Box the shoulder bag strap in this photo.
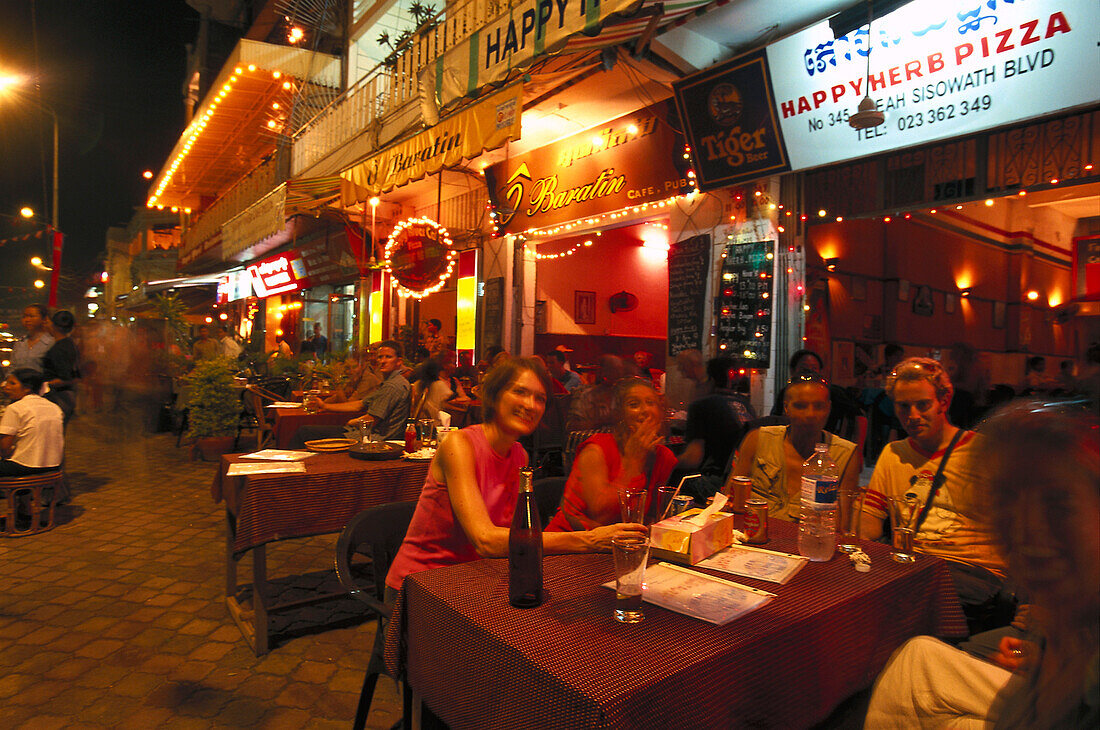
[913,428,967,531]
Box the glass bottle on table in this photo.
[404,418,418,453]
[508,468,544,608]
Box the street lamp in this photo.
[19,206,33,219]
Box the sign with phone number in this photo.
[765,0,1100,170]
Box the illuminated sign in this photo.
[765,0,1099,170]
[385,218,456,298]
[489,101,693,233]
[248,251,306,297]
[456,249,477,351]
[217,269,253,303]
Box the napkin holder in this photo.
[649,508,735,565]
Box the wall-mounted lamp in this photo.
[959,288,972,298]
[1026,290,1040,301]
[824,258,839,272]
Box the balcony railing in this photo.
[180,146,291,264]
[293,0,502,178]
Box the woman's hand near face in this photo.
[621,412,663,466]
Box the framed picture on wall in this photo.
[574,290,596,324]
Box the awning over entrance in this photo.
[420,0,717,112]
[339,83,523,195]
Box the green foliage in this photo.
[185,358,240,438]
[151,292,189,350]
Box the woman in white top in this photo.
[1,368,65,476]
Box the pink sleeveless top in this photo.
[386,424,528,590]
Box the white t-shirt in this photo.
[0,394,64,468]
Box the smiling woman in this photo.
[385,358,647,593]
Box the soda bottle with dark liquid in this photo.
[508,468,544,608]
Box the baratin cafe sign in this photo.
[489,101,695,233]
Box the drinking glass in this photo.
[837,486,866,553]
[618,488,647,524]
[304,389,322,413]
[886,495,921,563]
[611,536,649,624]
[416,418,435,448]
[653,486,676,523]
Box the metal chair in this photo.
[562,427,611,475]
[335,501,417,730]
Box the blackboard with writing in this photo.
[717,240,774,368]
[667,234,711,355]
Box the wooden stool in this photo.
[0,470,63,536]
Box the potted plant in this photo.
[186,358,240,460]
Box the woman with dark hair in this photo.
[1,368,64,476]
[386,358,645,593]
[866,402,1099,728]
[11,304,55,372]
[43,310,79,423]
[547,377,677,530]
[410,357,452,425]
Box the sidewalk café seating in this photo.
[235,385,277,450]
[0,470,64,536]
[335,501,417,730]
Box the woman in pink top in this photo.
[386,357,646,592]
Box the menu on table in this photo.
[226,462,307,477]
[239,449,315,461]
[695,545,807,584]
[605,562,775,625]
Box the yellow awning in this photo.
[340,83,523,195]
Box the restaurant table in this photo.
[211,450,428,654]
[386,519,966,729]
[269,405,366,449]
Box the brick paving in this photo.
[0,408,400,729]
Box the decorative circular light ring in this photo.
[383,216,457,299]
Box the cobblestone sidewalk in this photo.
[0,409,399,729]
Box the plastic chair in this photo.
[335,501,417,730]
[533,476,567,529]
[0,470,64,536]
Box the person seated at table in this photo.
[728,371,859,521]
[299,340,410,442]
[1,368,64,476]
[410,357,453,426]
[860,357,1008,627]
[325,343,383,405]
[546,349,581,393]
[566,355,626,432]
[864,402,1099,729]
[546,377,676,531]
[386,358,646,595]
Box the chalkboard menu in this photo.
[667,234,711,355]
[717,240,774,368]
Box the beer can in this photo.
[671,495,694,516]
[744,499,769,544]
[729,476,752,514]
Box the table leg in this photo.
[225,513,237,598]
[253,543,269,655]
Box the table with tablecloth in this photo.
[268,405,366,449]
[386,518,966,729]
[212,451,429,653]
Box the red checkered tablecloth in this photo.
[387,519,966,729]
[212,452,428,556]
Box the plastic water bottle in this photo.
[798,443,838,562]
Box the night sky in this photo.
[0,0,199,309]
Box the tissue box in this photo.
[649,509,735,565]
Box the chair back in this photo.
[532,477,567,529]
[335,501,417,609]
[563,427,612,475]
